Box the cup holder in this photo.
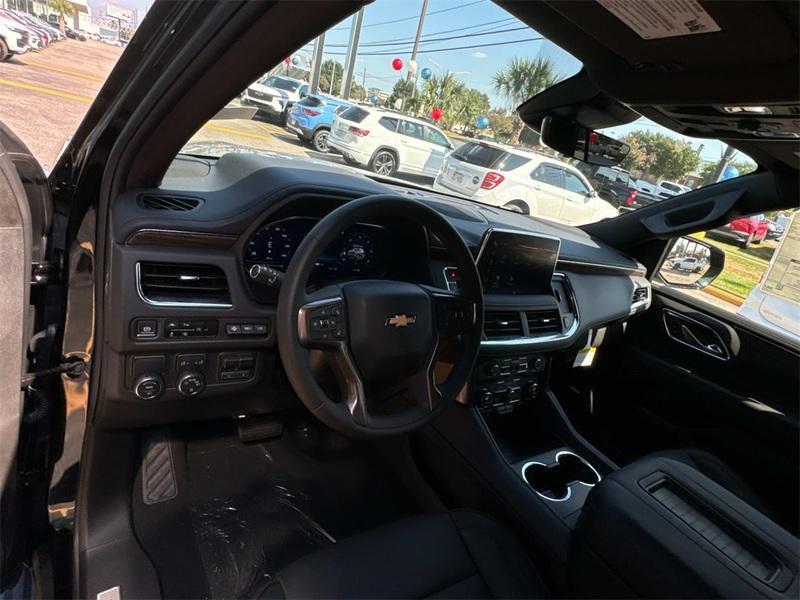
[522,451,601,502]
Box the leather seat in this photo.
[655,448,770,516]
[259,511,548,599]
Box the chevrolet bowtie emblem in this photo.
[386,313,417,328]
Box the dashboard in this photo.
[104,152,650,429]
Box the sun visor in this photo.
[518,69,640,133]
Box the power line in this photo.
[326,17,515,47]
[327,25,528,50]
[326,36,545,56]
[333,0,487,31]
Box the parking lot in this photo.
[0,38,435,185]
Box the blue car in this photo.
[286,94,353,153]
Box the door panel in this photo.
[568,291,799,533]
[559,171,594,224]
[397,121,428,172]
[529,163,565,221]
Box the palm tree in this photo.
[419,71,465,124]
[49,0,74,33]
[492,56,561,144]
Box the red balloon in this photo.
[391,57,404,71]
[431,107,443,121]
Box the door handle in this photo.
[679,325,727,358]
[662,309,731,360]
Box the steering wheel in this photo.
[277,194,483,437]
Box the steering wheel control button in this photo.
[133,374,165,400]
[133,319,158,339]
[177,371,206,397]
[304,301,347,344]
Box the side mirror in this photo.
[658,237,725,289]
[541,116,630,167]
[299,92,307,98]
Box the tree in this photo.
[319,60,344,96]
[487,108,514,142]
[49,0,74,32]
[619,130,700,181]
[451,88,490,132]
[418,71,465,125]
[387,78,415,110]
[492,56,561,144]
[698,157,755,184]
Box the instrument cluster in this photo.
[244,217,387,280]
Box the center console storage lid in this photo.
[570,453,799,599]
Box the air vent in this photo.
[526,309,562,335]
[139,194,202,211]
[138,262,230,306]
[483,311,523,339]
[633,286,649,304]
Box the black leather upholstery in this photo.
[656,448,769,515]
[570,452,799,599]
[259,511,548,599]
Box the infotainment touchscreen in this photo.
[476,230,560,295]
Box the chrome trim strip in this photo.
[135,262,233,309]
[520,450,601,503]
[557,257,645,276]
[480,272,580,347]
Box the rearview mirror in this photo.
[541,116,629,167]
[658,237,725,289]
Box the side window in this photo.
[563,171,590,194]
[378,116,399,131]
[531,164,563,188]
[424,127,450,147]
[298,85,308,97]
[399,120,425,140]
[657,211,800,344]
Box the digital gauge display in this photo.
[245,217,386,279]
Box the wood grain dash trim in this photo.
[125,229,238,249]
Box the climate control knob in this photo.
[177,371,206,397]
[133,373,164,400]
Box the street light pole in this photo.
[407,0,428,82]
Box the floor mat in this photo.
[133,416,423,599]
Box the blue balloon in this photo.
[291,56,300,65]
[420,67,432,80]
[370,95,379,105]
[720,165,740,181]
[476,115,489,129]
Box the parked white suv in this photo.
[242,74,308,124]
[328,107,454,178]
[433,140,617,225]
[0,15,30,61]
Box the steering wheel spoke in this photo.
[298,293,348,348]
[428,289,477,336]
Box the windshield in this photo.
[180,0,757,229]
[261,76,301,91]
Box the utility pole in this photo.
[342,7,365,100]
[710,144,737,183]
[407,0,429,82]
[308,33,325,94]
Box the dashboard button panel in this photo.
[473,353,547,415]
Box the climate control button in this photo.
[133,374,164,400]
